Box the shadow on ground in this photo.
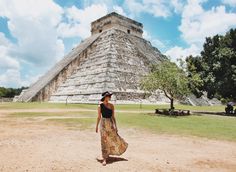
[96,156,128,165]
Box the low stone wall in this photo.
[0,97,13,102]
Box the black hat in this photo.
[100,91,113,101]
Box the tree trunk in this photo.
[162,90,174,110]
[170,98,174,110]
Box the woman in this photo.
[96,91,128,166]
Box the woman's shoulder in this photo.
[108,103,114,108]
[98,102,103,107]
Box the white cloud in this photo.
[82,0,114,8]
[57,4,108,39]
[0,0,65,65]
[179,2,236,46]
[0,0,62,27]
[0,33,20,70]
[143,30,166,50]
[164,0,236,62]
[124,0,170,18]
[0,68,39,88]
[222,0,236,6]
[20,73,43,87]
[113,5,127,16]
[152,39,166,49]
[124,0,185,18]
[0,36,45,88]
[0,69,21,88]
[0,32,21,88]
[143,30,150,39]
[164,44,200,62]
[0,32,10,46]
[0,0,65,66]
[0,46,20,70]
[0,0,65,87]
[171,0,185,13]
[8,18,65,65]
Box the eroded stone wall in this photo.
[49,29,164,103]
[31,50,88,101]
[91,12,143,38]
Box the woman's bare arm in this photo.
[96,104,102,133]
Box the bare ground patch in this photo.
[0,110,236,171]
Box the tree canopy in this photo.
[0,87,28,98]
[140,60,190,109]
[186,28,236,101]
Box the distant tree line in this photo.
[185,28,236,102]
[0,87,28,98]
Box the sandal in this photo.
[102,159,106,166]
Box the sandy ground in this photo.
[0,110,236,172]
[0,109,154,115]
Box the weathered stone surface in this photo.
[91,12,143,38]
[49,28,166,103]
[15,12,167,103]
[183,93,222,106]
[0,97,13,102]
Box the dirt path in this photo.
[0,115,236,172]
[0,108,154,116]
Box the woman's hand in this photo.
[114,126,118,133]
[96,105,101,133]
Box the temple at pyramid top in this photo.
[91,12,143,38]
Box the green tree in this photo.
[186,28,236,100]
[140,60,190,109]
[0,86,28,98]
[185,55,205,97]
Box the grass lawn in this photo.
[117,113,236,142]
[2,102,235,142]
[0,102,98,110]
[0,102,225,112]
[44,112,236,142]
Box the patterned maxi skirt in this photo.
[100,117,128,159]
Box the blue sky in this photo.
[0,0,236,88]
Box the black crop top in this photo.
[100,103,113,118]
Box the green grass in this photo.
[115,104,225,111]
[1,102,235,141]
[0,102,98,109]
[116,113,236,141]
[40,111,236,142]
[0,102,225,112]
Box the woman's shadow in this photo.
[96,156,128,165]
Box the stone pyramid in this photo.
[15,12,167,103]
